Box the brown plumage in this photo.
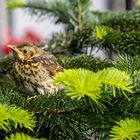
[8,43,63,96]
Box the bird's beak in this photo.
[8,45,19,54]
[7,45,16,51]
[8,45,21,54]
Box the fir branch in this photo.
[110,118,140,140]
[24,92,96,139]
[0,104,36,132]
[0,55,14,78]
[7,0,94,30]
[96,68,133,97]
[54,68,133,101]
[57,55,112,72]
[5,132,45,140]
[113,55,140,75]
[100,10,140,32]
[94,25,140,56]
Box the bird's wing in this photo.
[33,54,63,76]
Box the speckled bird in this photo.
[8,43,63,96]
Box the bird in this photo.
[8,43,63,96]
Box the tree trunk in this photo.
[126,0,133,10]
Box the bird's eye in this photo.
[23,50,27,53]
[30,52,33,56]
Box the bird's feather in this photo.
[33,54,63,75]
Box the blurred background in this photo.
[0,0,139,57]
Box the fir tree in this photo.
[3,0,140,139]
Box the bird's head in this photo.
[8,43,44,61]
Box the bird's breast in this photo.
[13,61,51,85]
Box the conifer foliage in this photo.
[3,0,140,139]
[0,54,140,139]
